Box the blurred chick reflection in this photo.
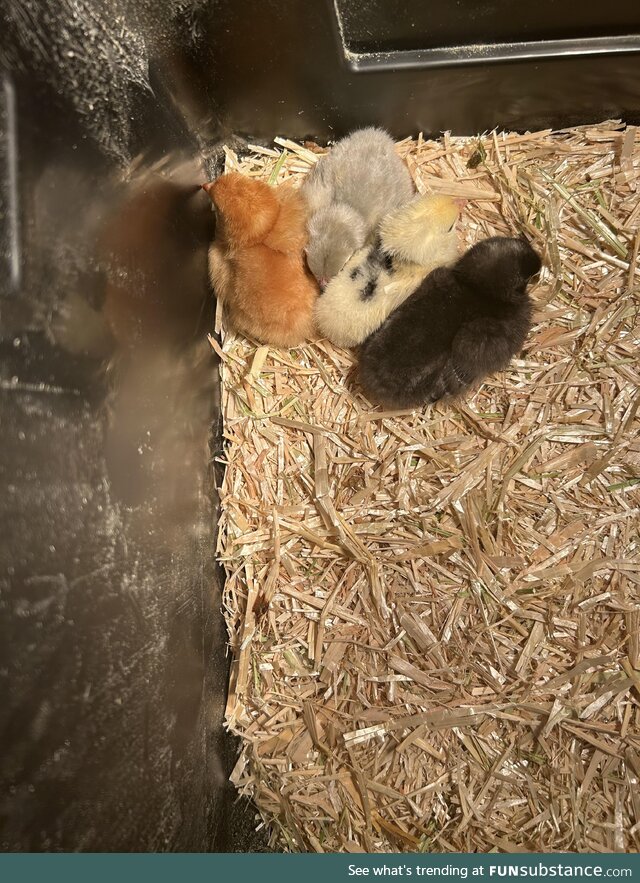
[101,160,212,351]
[98,157,216,523]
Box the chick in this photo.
[204,172,319,347]
[302,127,414,286]
[314,194,460,349]
[358,236,541,408]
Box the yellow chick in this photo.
[313,194,460,349]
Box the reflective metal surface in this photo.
[0,0,264,852]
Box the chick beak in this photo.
[319,277,328,291]
[201,182,214,195]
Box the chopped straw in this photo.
[214,121,640,853]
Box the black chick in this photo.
[358,236,541,408]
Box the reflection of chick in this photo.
[302,128,413,287]
[314,195,460,348]
[204,173,319,347]
[51,159,213,359]
[358,237,541,408]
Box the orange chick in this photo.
[203,172,319,347]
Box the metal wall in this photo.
[0,0,261,852]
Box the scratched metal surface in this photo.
[0,0,266,853]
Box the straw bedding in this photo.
[213,121,640,853]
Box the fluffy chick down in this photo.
[205,172,319,348]
[302,127,414,286]
[314,194,460,348]
[358,236,541,408]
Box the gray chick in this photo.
[302,127,414,287]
